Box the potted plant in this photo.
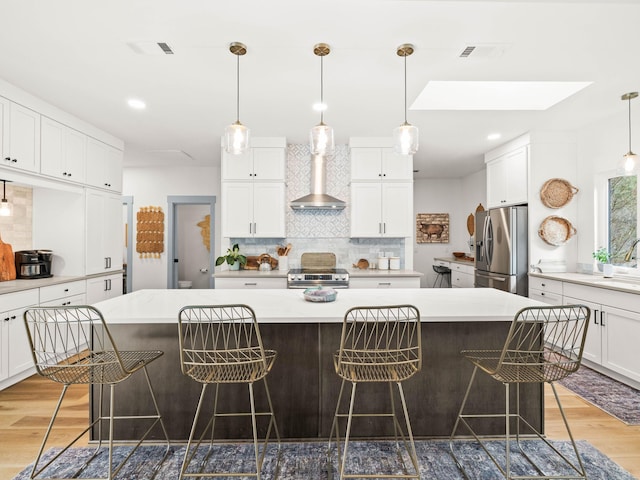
[216,243,247,270]
[592,247,612,276]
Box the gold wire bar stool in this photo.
[449,305,591,480]
[328,305,422,479]
[23,305,171,480]
[177,304,281,479]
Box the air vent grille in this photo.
[460,46,476,58]
[158,42,174,54]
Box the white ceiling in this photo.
[1,0,639,178]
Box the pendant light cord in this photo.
[403,54,408,124]
[629,96,633,153]
[236,53,240,123]
[320,55,325,125]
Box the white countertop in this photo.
[92,288,544,325]
[0,275,87,295]
[529,272,640,295]
[214,268,422,278]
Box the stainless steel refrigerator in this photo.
[475,205,528,296]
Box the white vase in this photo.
[229,262,240,271]
[602,263,614,278]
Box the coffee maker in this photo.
[15,250,53,279]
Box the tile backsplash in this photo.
[232,143,406,269]
[0,184,33,251]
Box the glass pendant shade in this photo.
[224,121,250,155]
[0,198,10,217]
[310,122,334,156]
[393,122,419,155]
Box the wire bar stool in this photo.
[449,305,591,480]
[328,305,422,479]
[23,305,170,480]
[177,304,281,479]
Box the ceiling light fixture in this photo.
[393,44,419,155]
[224,42,250,155]
[0,180,12,217]
[310,43,334,156]
[127,98,146,110]
[620,92,638,175]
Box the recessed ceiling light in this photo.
[313,102,327,112]
[412,81,592,111]
[127,98,146,110]
[487,133,501,140]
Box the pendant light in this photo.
[393,43,419,155]
[310,43,335,156]
[0,180,12,217]
[619,92,638,175]
[224,42,250,155]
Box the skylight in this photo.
[412,81,592,111]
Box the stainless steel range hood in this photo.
[290,154,346,210]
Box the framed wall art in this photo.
[416,213,449,243]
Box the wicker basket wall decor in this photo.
[540,178,579,209]
[538,215,577,246]
[136,206,164,258]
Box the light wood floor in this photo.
[1,375,639,479]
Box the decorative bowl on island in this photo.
[303,286,338,303]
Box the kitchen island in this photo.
[91,288,546,441]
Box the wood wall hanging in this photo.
[197,215,211,251]
[136,206,164,258]
[416,213,449,243]
[540,178,579,209]
[538,215,577,246]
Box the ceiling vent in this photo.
[459,43,509,59]
[127,41,175,55]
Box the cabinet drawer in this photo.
[451,272,474,288]
[451,263,474,275]
[2,289,39,311]
[40,281,86,303]
[529,277,562,295]
[434,260,450,268]
[40,293,86,307]
[215,277,287,289]
[350,277,420,289]
[529,289,562,305]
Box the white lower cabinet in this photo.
[451,263,475,288]
[0,289,39,387]
[86,273,123,304]
[563,283,640,384]
[349,277,420,288]
[215,277,287,289]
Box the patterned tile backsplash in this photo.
[0,184,33,251]
[233,143,405,269]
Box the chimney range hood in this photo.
[290,154,346,210]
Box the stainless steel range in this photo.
[287,252,349,289]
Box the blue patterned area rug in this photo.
[12,439,637,479]
[559,365,640,425]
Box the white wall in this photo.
[413,170,486,287]
[123,165,221,291]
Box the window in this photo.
[607,174,638,268]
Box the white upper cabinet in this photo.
[222,138,286,181]
[350,147,413,181]
[486,145,528,208]
[41,117,87,183]
[222,182,286,238]
[86,137,123,192]
[351,182,413,237]
[1,99,41,173]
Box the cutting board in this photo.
[0,236,17,281]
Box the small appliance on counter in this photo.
[15,250,54,279]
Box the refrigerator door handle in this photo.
[481,215,490,263]
[476,272,507,282]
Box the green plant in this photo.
[592,247,610,264]
[216,243,247,267]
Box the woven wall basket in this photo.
[540,178,579,209]
[538,215,577,246]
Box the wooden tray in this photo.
[540,178,579,209]
[538,216,577,246]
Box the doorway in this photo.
[122,195,133,294]
[167,196,216,289]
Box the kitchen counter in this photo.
[347,268,423,277]
[213,268,423,278]
[0,275,86,295]
[434,256,476,266]
[214,269,288,278]
[90,288,544,441]
[529,272,640,295]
